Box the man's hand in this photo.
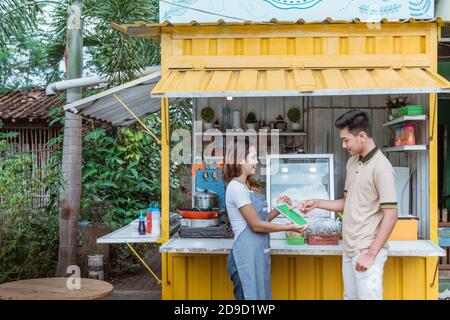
[355,251,376,272]
[298,200,317,215]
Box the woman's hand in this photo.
[277,195,293,206]
[285,223,309,233]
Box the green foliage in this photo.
[1,0,161,89]
[79,101,192,230]
[87,0,160,85]
[45,0,160,85]
[245,112,257,123]
[200,107,215,123]
[0,121,62,283]
[287,107,301,123]
[0,0,187,279]
[0,0,41,49]
[0,15,50,91]
[0,207,60,284]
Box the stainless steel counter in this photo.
[159,238,446,257]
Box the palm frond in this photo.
[44,0,70,82]
[86,0,160,85]
[0,0,41,49]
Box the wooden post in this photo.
[160,98,170,244]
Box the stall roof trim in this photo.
[151,67,450,98]
[112,18,445,41]
[63,68,162,127]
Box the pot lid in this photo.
[195,189,218,198]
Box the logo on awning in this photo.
[408,0,432,18]
[264,0,323,10]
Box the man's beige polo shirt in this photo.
[343,147,397,256]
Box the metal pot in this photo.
[181,218,219,228]
[194,189,219,211]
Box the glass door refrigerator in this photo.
[265,154,335,239]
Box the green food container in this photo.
[286,236,305,245]
[394,105,424,117]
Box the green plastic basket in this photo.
[286,236,305,245]
[394,105,424,117]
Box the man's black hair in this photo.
[335,110,372,137]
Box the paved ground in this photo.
[439,278,450,300]
[101,246,162,300]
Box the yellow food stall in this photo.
[114,1,449,300]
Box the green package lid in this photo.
[275,204,308,226]
[401,105,423,110]
[286,237,305,245]
[394,105,424,117]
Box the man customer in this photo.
[299,110,398,300]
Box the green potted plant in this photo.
[200,107,215,130]
[287,107,301,131]
[245,112,257,130]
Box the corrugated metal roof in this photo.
[151,67,450,98]
[0,88,64,121]
[63,68,162,127]
[113,18,445,41]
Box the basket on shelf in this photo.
[285,231,305,245]
[286,236,305,245]
[307,233,340,245]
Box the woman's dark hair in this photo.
[335,110,372,137]
[222,137,259,189]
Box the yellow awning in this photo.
[152,67,450,98]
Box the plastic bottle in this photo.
[404,123,416,146]
[222,106,231,130]
[138,212,146,235]
[394,126,402,146]
[146,204,153,234]
[152,206,161,238]
[400,125,406,146]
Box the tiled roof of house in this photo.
[0,88,65,121]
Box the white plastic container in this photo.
[152,207,161,237]
[232,111,241,129]
[131,220,139,234]
[87,254,104,280]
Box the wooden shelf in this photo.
[197,154,301,161]
[382,115,427,127]
[439,223,450,228]
[382,145,428,152]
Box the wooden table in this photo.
[0,278,113,300]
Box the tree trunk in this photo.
[56,1,83,277]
